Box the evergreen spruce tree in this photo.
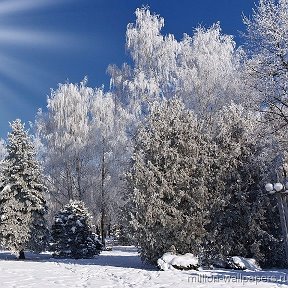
[204,104,283,267]
[50,200,102,258]
[0,119,48,259]
[127,99,283,267]
[128,99,210,263]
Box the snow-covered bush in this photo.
[228,256,261,271]
[211,256,261,271]
[157,252,199,271]
[50,200,102,258]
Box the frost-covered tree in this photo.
[243,0,288,128]
[128,99,283,266]
[128,99,210,263]
[204,104,283,267]
[178,24,247,115]
[109,7,170,114]
[109,7,246,119]
[50,200,102,258]
[36,79,96,227]
[242,0,288,266]
[0,119,48,259]
[90,89,131,245]
[117,7,279,265]
[36,78,93,203]
[37,79,131,243]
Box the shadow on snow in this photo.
[0,246,157,271]
[0,246,287,286]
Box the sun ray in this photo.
[0,53,51,91]
[0,27,76,47]
[0,0,69,16]
[0,0,76,137]
[0,82,31,126]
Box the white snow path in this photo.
[0,246,287,287]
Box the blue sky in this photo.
[0,0,255,138]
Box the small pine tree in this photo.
[0,119,49,259]
[50,200,102,258]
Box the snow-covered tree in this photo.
[0,119,48,259]
[204,103,283,267]
[128,99,283,266]
[108,7,246,119]
[243,0,288,128]
[36,79,96,227]
[50,200,102,258]
[36,78,93,203]
[89,89,131,245]
[115,7,281,265]
[242,0,288,266]
[128,99,210,263]
[36,79,131,244]
[177,24,246,115]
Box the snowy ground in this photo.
[0,246,287,288]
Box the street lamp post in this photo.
[265,182,288,263]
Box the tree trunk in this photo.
[18,250,25,260]
[65,163,73,200]
[76,156,83,200]
[101,209,105,247]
